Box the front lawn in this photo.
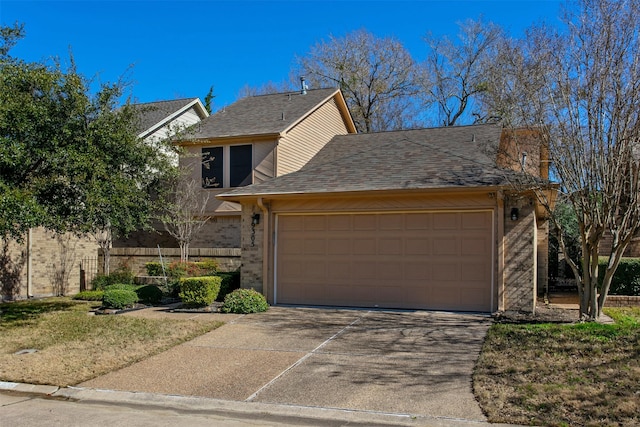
[474,307,640,427]
[0,298,222,387]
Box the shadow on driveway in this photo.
[80,306,492,421]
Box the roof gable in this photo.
[134,98,209,138]
[190,88,355,140]
[218,124,525,198]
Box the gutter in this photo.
[256,197,270,303]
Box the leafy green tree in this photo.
[0,25,174,272]
[203,85,215,114]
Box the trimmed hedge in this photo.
[598,257,640,296]
[221,289,268,314]
[73,290,104,301]
[102,288,139,309]
[179,276,222,308]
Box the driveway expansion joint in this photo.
[244,310,370,402]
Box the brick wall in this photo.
[113,216,241,249]
[503,199,537,312]
[104,247,241,276]
[239,204,264,294]
[1,228,99,300]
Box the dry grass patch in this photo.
[0,298,222,387]
[474,307,640,427]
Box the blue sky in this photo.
[1,0,563,109]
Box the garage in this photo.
[275,210,494,312]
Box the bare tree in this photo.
[296,29,420,132]
[499,0,640,320]
[159,172,211,262]
[420,18,505,126]
[236,80,295,99]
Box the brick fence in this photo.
[605,295,640,307]
[102,247,241,276]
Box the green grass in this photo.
[474,307,640,427]
[0,298,222,386]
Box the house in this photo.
[134,97,209,145]
[174,87,357,248]
[218,123,554,313]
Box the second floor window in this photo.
[202,144,253,188]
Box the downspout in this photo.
[256,197,270,303]
[27,228,33,298]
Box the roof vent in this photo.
[300,76,308,95]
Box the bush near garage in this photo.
[179,276,221,308]
[598,257,640,295]
[102,288,139,310]
[221,289,268,314]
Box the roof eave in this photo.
[216,185,508,203]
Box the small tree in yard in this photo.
[160,172,210,262]
[491,0,640,320]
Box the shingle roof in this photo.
[191,88,342,139]
[133,98,201,134]
[218,124,526,199]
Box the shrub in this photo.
[135,285,163,305]
[179,276,222,308]
[104,283,138,292]
[217,271,241,301]
[102,288,139,309]
[221,289,268,314]
[73,290,104,301]
[598,257,640,295]
[91,266,136,290]
[195,259,218,276]
[145,262,165,277]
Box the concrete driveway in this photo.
[79,307,492,422]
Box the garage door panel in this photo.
[276,211,493,312]
[379,238,402,255]
[432,262,460,281]
[327,238,350,255]
[353,238,376,254]
[406,213,432,230]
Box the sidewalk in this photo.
[1,306,527,427]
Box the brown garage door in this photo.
[275,211,494,312]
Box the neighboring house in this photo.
[174,88,357,248]
[113,98,210,249]
[134,97,209,145]
[218,123,554,313]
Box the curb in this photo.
[1,383,526,427]
[0,381,59,396]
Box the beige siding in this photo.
[254,141,276,184]
[277,98,350,176]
